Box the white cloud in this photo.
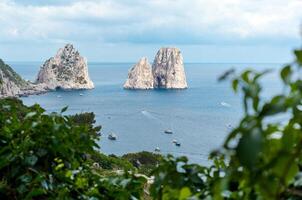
[0,0,301,45]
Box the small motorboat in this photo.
[79,93,83,96]
[172,139,177,144]
[155,147,161,152]
[164,129,173,134]
[108,133,117,140]
[226,124,233,129]
[57,95,62,98]
[175,142,181,147]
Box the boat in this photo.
[175,142,181,147]
[172,139,177,144]
[57,95,62,98]
[108,133,117,140]
[154,147,160,152]
[164,129,173,134]
[79,93,83,96]
[226,124,233,129]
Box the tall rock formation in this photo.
[152,47,187,89]
[124,57,154,89]
[36,44,94,90]
[0,59,46,98]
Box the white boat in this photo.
[108,133,117,140]
[79,93,83,96]
[172,139,177,144]
[155,147,160,152]
[57,95,62,98]
[164,129,173,134]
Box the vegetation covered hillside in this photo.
[0,59,27,87]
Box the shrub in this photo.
[122,151,163,175]
[0,98,146,199]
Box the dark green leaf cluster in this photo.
[122,151,163,175]
[0,98,146,199]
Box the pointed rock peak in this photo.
[152,47,187,89]
[123,57,154,89]
[61,44,77,53]
[138,57,149,65]
[36,44,94,90]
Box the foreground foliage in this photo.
[0,98,146,199]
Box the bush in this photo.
[0,98,146,199]
[122,151,163,175]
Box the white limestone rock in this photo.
[36,44,94,90]
[0,59,47,98]
[152,47,188,89]
[124,57,154,89]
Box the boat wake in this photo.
[141,110,158,120]
[220,101,231,108]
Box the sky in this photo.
[0,0,302,63]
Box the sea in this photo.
[8,61,283,165]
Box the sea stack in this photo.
[124,57,154,89]
[36,44,94,90]
[152,47,187,89]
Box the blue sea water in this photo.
[8,61,283,165]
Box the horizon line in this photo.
[5,61,285,65]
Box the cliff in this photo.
[152,47,187,89]
[124,57,154,89]
[36,44,94,90]
[0,59,46,98]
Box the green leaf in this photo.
[273,156,299,184]
[24,155,38,166]
[25,188,45,199]
[260,95,287,117]
[61,106,68,113]
[280,65,292,84]
[179,187,191,200]
[232,79,239,92]
[236,129,262,168]
[241,70,252,83]
[294,50,302,65]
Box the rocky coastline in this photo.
[0,44,94,98]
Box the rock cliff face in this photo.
[36,44,94,90]
[152,48,187,89]
[0,59,46,98]
[124,57,154,89]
